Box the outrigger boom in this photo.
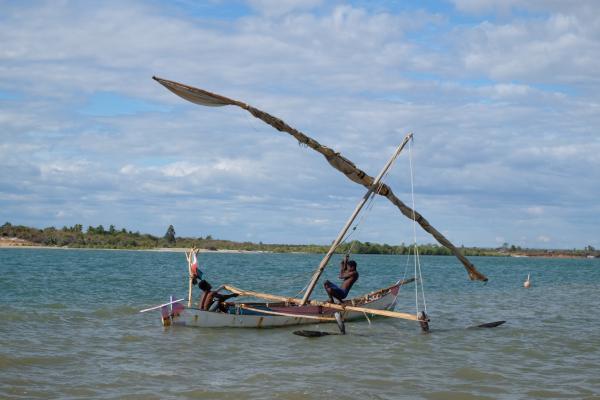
[223,283,419,322]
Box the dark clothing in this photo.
[324,259,359,303]
[324,281,349,300]
[199,287,238,312]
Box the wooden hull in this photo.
[169,283,401,329]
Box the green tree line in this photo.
[2,222,597,257]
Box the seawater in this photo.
[1,248,599,399]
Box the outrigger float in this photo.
[140,77,492,334]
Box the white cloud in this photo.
[526,206,544,216]
[119,164,138,175]
[491,83,531,97]
[454,9,600,87]
[235,194,269,203]
[292,217,330,227]
[138,182,189,196]
[0,1,598,247]
[161,162,205,178]
[537,235,551,243]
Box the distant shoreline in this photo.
[0,239,271,254]
[1,238,597,259]
[2,221,598,258]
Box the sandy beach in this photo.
[0,237,36,247]
[0,237,269,253]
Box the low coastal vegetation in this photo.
[1,222,598,258]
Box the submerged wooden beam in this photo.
[238,305,337,321]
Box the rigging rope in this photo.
[408,139,427,314]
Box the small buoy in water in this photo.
[524,273,531,288]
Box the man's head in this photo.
[347,260,357,270]
[198,279,212,291]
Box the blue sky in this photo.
[1,0,599,249]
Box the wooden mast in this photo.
[299,133,413,305]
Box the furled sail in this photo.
[153,76,488,282]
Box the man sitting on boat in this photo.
[198,280,239,312]
[323,259,359,304]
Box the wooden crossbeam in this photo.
[318,302,418,321]
[223,285,298,303]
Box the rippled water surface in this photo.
[1,249,599,399]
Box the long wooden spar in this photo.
[223,284,418,322]
[152,77,487,282]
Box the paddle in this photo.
[470,320,506,328]
[293,330,341,338]
[293,312,346,337]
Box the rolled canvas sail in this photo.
[154,77,235,107]
[153,76,488,282]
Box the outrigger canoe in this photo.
[140,77,491,332]
[160,280,413,329]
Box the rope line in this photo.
[408,139,428,314]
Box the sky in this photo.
[1,0,599,249]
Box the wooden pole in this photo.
[223,285,298,303]
[300,133,413,305]
[317,302,418,321]
[139,298,185,313]
[186,249,193,307]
